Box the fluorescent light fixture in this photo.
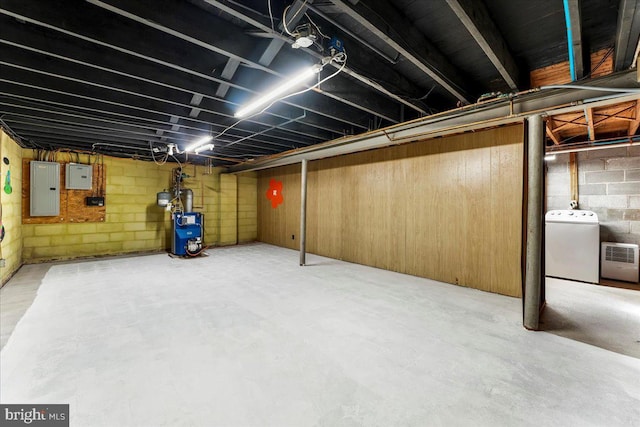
[184,135,213,152]
[194,144,214,154]
[235,64,321,118]
[544,154,557,161]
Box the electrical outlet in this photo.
[0,258,6,268]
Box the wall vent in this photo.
[601,242,639,283]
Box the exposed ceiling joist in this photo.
[257,0,310,66]
[545,100,639,144]
[586,107,595,140]
[84,0,404,122]
[630,101,640,135]
[200,0,428,118]
[445,0,520,90]
[546,119,562,145]
[1,87,324,150]
[0,1,378,129]
[0,58,331,147]
[329,0,473,103]
[614,0,640,70]
[215,59,241,98]
[0,0,631,164]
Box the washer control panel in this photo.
[545,209,599,223]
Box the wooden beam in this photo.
[569,152,579,203]
[630,100,640,135]
[545,119,562,145]
[546,127,561,145]
[445,0,519,90]
[586,107,595,140]
[593,115,636,122]
[592,104,637,123]
[551,115,589,132]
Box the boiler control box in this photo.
[86,196,105,206]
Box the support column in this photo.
[524,114,545,330]
[299,159,308,266]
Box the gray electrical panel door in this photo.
[66,163,92,190]
[30,161,60,216]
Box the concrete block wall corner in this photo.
[0,129,258,286]
[0,130,24,284]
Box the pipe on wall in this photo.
[524,114,545,330]
[230,71,640,174]
[182,189,193,212]
[562,0,577,81]
[547,136,640,154]
[299,159,308,266]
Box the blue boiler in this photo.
[172,212,203,256]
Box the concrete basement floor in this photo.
[1,243,639,426]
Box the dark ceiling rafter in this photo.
[8,119,168,146]
[0,104,309,152]
[0,87,323,149]
[614,0,640,70]
[256,0,308,67]
[0,103,209,141]
[0,61,325,150]
[564,0,585,80]
[0,100,305,153]
[444,0,520,90]
[0,0,631,165]
[84,0,415,123]
[0,53,333,143]
[327,0,473,104]
[303,3,400,65]
[200,0,427,117]
[0,25,361,135]
[0,2,373,132]
[5,111,292,156]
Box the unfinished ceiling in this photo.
[546,99,639,148]
[0,0,638,165]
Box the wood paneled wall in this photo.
[258,125,524,297]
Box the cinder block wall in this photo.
[0,130,23,284]
[18,153,257,263]
[22,154,175,261]
[546,146,640,246]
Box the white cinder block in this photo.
[586,195,628,208]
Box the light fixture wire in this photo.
[267,0,275,32]
[151,48,346,161]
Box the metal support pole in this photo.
[524,114,544,330]
[299,159,308,266]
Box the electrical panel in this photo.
[65,163,92,190]
[30,161,60,216]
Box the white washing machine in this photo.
[545,210,600,283]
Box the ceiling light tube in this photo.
[544,154,557,161]
[184,135,213,152]
[235,64,322,118]
[194,144,214,154]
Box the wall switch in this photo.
[0,259,6,268]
